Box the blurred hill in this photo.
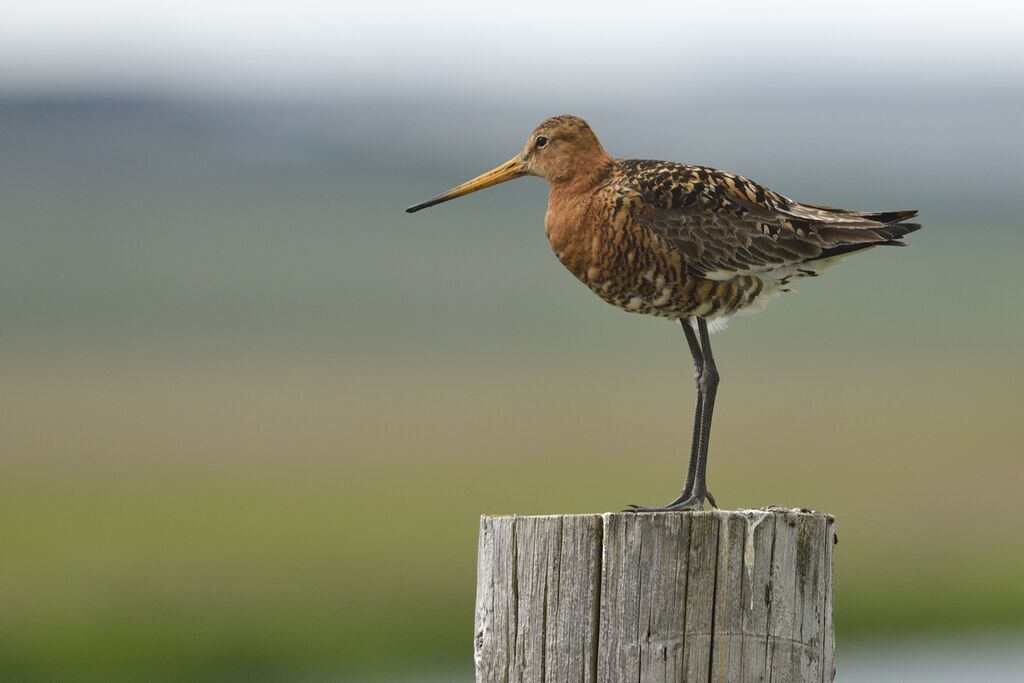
[1,91,1022,681]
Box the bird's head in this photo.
[406,114,612,213]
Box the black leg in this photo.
[627,317,721,512]
[689,318,719,504]
[678,319,704,498]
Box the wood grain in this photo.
[475,509,835,683]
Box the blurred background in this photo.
[1,2,1022,681]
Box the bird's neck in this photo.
[547,153,615,195]
[544,157,615,267]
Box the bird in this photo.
[406,114,920,512]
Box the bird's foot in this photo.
[624,489,716,513]
[625,500,701,512]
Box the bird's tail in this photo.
[799,207,922,265]
[766,208,922,285]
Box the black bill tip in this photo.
[405,195,447,214]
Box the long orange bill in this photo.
[406,156,526,213]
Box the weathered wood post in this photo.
[474,509,835,683]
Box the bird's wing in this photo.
[617,160,919,280]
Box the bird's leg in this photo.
[627,318,719,512]
[678,318,704,501]
[687,317,720,507]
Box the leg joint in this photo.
[700,363,720,391]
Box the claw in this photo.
[623,496,705,513]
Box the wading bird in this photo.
[406,115,919,512]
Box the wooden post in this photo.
[474,509,836,683]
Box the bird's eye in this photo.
[535,136,548,148]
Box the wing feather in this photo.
[616,159,919,279]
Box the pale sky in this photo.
[1,1,1021,98]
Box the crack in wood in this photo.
[474,510,833,683]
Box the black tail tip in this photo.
[874,209,919,224]
[879,222,922,240]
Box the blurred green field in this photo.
[1,97,1022,681]
[2,346,1022,680]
